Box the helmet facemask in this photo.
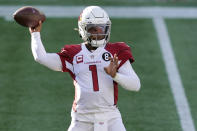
[85,23,111,47]
[78,6,111,47]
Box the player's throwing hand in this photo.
[104,54,119,78]
[29,21,42,33]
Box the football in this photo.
[13,6,46,28]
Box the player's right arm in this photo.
[29,21,62,71]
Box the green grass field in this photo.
[0,1,197,130]
[0,17,189,131]
[166,19,197,130]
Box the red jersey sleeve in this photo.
[105,42,134,69]
[57,44,81,72]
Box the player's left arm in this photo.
[113,60,141,91]
[104,54,140,91]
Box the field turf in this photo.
[0,17,190,131]
[166,19,197,130]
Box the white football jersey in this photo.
[57,42,134,113]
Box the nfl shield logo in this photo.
[76,55,83,64]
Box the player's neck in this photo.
[85,43,98,52]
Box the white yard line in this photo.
[153,17,196,131]
[1,6,197,19]
[0,5,196,131]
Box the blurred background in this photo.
[0,0,197,131]
[1,0,197,6]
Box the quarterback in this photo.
[29,6,141,131]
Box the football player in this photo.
[29,6,141,131]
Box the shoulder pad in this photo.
[58,44,81,64]
[105,42,134,68]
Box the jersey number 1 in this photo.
[89,65,99,91]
